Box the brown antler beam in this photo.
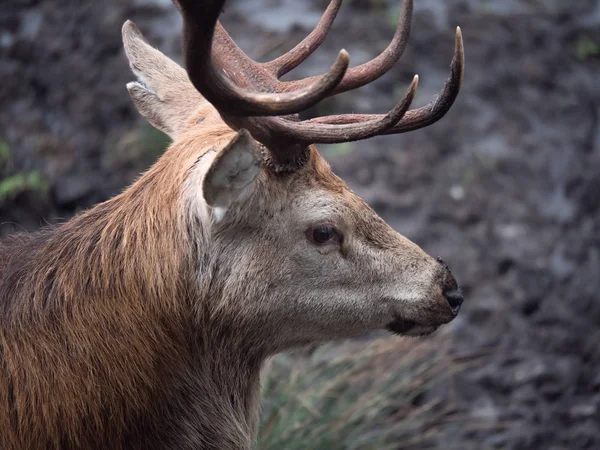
[175,0,351,116]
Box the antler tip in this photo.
[455,26,464,51]
[406,74,419,100]
[329,49,350,79]
[338,49,350,63]
[453,26,465,77]
[407,74,419,95]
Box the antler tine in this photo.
[212,23,273,90]
[276,0,413,96]
[263,75,419,144]
[174,0,349,117]
[263,0,343,78]
[306,27,464,135]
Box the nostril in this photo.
[444,289,464,313]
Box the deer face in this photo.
[188,133,461,350]
[122,0,464,350]
[277,157,460,342]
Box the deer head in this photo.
[122,0,464,350]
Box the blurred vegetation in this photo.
[0,140,49,205]
[386,3,402,28]
[106,122,171,169]
[0,171,49,205]
[576,36,599,61]
[0,140,10,169]
[322,142,355,158]
[257,334,467,450]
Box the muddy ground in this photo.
[1,0,599,448]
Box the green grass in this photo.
[257,333,463,450]
[0,171,49,205]
[0,139,49,205]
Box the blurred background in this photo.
[1,0,599,448]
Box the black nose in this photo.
[444,289,464,314]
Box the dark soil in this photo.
[1,0,599,448]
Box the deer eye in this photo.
[307,225,342,246]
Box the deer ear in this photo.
[203,130,263,219]
[122,20,203,139]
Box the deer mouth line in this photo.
[386,319,439,337]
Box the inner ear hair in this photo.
[203,130,263,212]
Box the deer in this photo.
[0,0,464,448]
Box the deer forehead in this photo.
[258,160,380,237]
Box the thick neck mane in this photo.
[0,126,261,450]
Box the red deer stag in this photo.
[0,0,464,448]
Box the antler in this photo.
[272,0,414,95]
[176,0,349,116]
[306,27,465,134]
[173,0,464,171]
[264,75,420,144]
[262,0,343,78]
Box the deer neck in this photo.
[168,335,265,450]
[110,151,266,449]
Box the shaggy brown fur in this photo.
[0,127,455,449]
[0,122,266,449]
